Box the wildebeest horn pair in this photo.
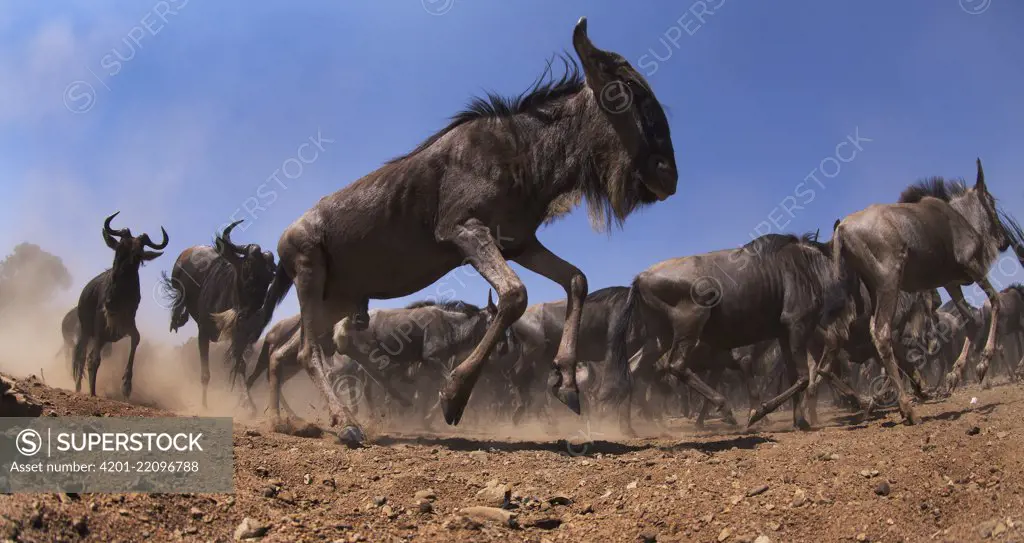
[103,211,169,251]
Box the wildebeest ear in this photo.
[974,158,987,192]
[214,238,241,264]
[141,250,163,261]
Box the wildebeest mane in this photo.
[387,54,585,165]
[1006,283,1024,297]
[585,286,629,305]
[897,177,968,204]
[403,299,482,316]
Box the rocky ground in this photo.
[1,372,1023,542]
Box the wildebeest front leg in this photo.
[974,277,1001,386]
[514,240,587,416]
[942,286,975,393]
[86,338,104,397]
[122,328,141,399]
[439,221,528,426]
[268,330,300,421]
[197,331,211,409]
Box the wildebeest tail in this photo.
[161,271,189,332]
[822,220,856,329]
[607,277,641,401]
[220,262,294,388]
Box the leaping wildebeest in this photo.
[224,17,678,443]
[611,232,854,430]
[831,159,1024,424]
[162,219,276,408]
[72,212,168,398]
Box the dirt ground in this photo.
[2,368,1024,543]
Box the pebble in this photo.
[747,484,769,497]
[373,496,387,506]
[469,450,487,461]
[718,527,733,542]
[791,489,808,508]
[639,531,657,542]
[626,480,639,490]
[417,500,433,514]
[72,516,88,537]
[967,426,981,436]
[234,517,269,540]
[304,474,313,485]
[874,482,891,497]
[859,470,879,478]
[414,489,436,501]
[754,536,771,543]
[189,507,203,519]
[476,483,511,508]
[459,506,517,528]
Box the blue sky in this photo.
[1,0,1023,346]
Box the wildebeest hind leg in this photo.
[86,338,104,397]
[439,221,529,426]
[942,286,975,393]
[291,263,361,443]
[975,278,1002,387]
[667,339,737,427]
[267,330,299,421]
[514,241,588,416]
[870,286,917,425]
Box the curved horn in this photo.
[487,290,496,312]
[143,226,169,250]
[219,219,245,253]
[572,17,598,59]
[104,211,123,237]
[975,157,986,190]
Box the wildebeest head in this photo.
[966,159,1011,253]
[214,220,276,312]
[102,211,168,268]
[572,17,677,207]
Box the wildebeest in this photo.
[57,306,111,366]
[937,284,1024,386]
[72,212,168,398]
[830,159,1024,424]
[225,17,678,443]
[805,283,942,424]
[162,219,276,408]
[242,298,508,428]
[611,232,853,430]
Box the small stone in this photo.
[459,506,517,528]
[244,429,261,437]
[234,517,269,540]
[718,527,733,542]
[767,522,781,531]
[548,494,573,506]
[261,486,278,498]
[72,516,89,537]
[701,513,715,524]
[791,489,808,508]
[190,507,203,519]
[580,503,594,514]
[730,495,743,505]
[967,426,981,436]
[476,484,511,508]
[747,484,769,497]
[993,522,1007,536]
[626,480,638,490]
[996,431,1009,439]
[639,531,657,543]
[304,474,313,485]
[665,475,678,484]
[373,496,387,507]
[381,505,396,519]
[529,518,563,530]
[754,537,771,543]
[417,500,433,514]
[855,533,867,542]
[874,481,891,496]
[469,450,487,461]
[414,489,436,501]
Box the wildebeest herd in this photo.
[59,18,1024,447]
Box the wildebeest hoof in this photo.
[440,391,468,426]
[720,410,738,427]
[121,380,132,400]
[337,425,365,448]
[556,386,581,416]
[902,407,918,426]
[795,418,812,431]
